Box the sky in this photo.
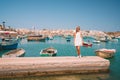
[0,0,120,32]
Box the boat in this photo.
[95,48,116,58]
[99,36,109,42]
[0,38,19,50]
[40,47,57,56]
[0,31,19,50]
[2,48,25,58]
[83,42,92,47]
[116,36,120,40]
[66,38,71,42]
[110,39,118,42]
[93,40,100,43]
[66,37,71,42]
[48,35,54,40]
[65,35,71,42]
[27,35,46,42]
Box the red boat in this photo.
[83,42,92,47]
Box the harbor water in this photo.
[0,36,120,80]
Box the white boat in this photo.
[110,39,118,42]
[40,47,57,56]
[2,48,25,58]
[48,36,54,40]
[99,36,110,42]
[116,36,120,40]
[93,40,100,43]
[95,48,116,58]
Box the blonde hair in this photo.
[76,26,80,32]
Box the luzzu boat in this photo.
[0,38,19,50]
[40,47,57,56]
[95,48,116,58]
[0,31,19,50]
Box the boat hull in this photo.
[83,42,92,47]
[95,49,115,58]
[40,53,57,57]
[40,47,57,57]
[1,42,18,50]
[27,35,46,42]
[2,48,25,58]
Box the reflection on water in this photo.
[3,73,109,80]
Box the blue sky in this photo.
[0,0,120,31]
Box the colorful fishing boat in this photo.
[0,38,19,50]
[2,48,25,58]
[95,48,116,58]
[40,47,57,56]
[0,31,19,50]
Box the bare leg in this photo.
[76,46,81,57]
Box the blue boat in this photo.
[0,31,19,50]
[65,35,71,42]
[0,38,19,50]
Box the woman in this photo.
[74,26,83,58]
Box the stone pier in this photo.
[0,56,110,78]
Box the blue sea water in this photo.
[0,36,120,80]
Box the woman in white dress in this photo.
[74,26,83,58]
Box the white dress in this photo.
[74,32,82,46]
